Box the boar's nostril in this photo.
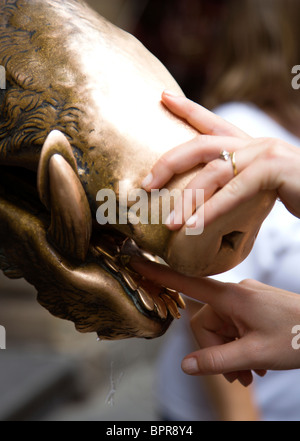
[221,231,244,251]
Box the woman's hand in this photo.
[131,258,300,387]
[142,91,300,228]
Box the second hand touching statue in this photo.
[0,0,276,340]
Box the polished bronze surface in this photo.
[0,0,276,340]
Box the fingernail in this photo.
[224,373,238,384]
[142,173,153,189]
[181,357,199,375]
[163,89,179,98]
[238,374,253,388]
[186,213,197,227]
[165,210,175,226]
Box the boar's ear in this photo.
[37,130,92,261]
[37,130,78,209]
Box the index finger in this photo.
[130,258,229,306]
[161,91,250,139]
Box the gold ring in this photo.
[229,152,238,176]
[220,150,238,176]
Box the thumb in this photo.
[181,338,257,377]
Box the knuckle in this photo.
[237,279,257,298]
[239,278,254,287]
[186,104,199,122]
[210,115,223,135]
[260,137,284,161]
[196,133,210,145]
[201,349,226,375]
[225,176,241,196]
[157,154,176,172]
[245,338,265,361]
[205,159,222,174]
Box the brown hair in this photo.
[203,0,300,132]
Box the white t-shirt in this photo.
[156,102,300,421]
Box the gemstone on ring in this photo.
[219,150,230,161]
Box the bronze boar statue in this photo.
[0,0,275,340]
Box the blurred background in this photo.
[0,0,227,421]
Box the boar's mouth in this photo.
[90,227,185,325]
[0,162,185,337]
